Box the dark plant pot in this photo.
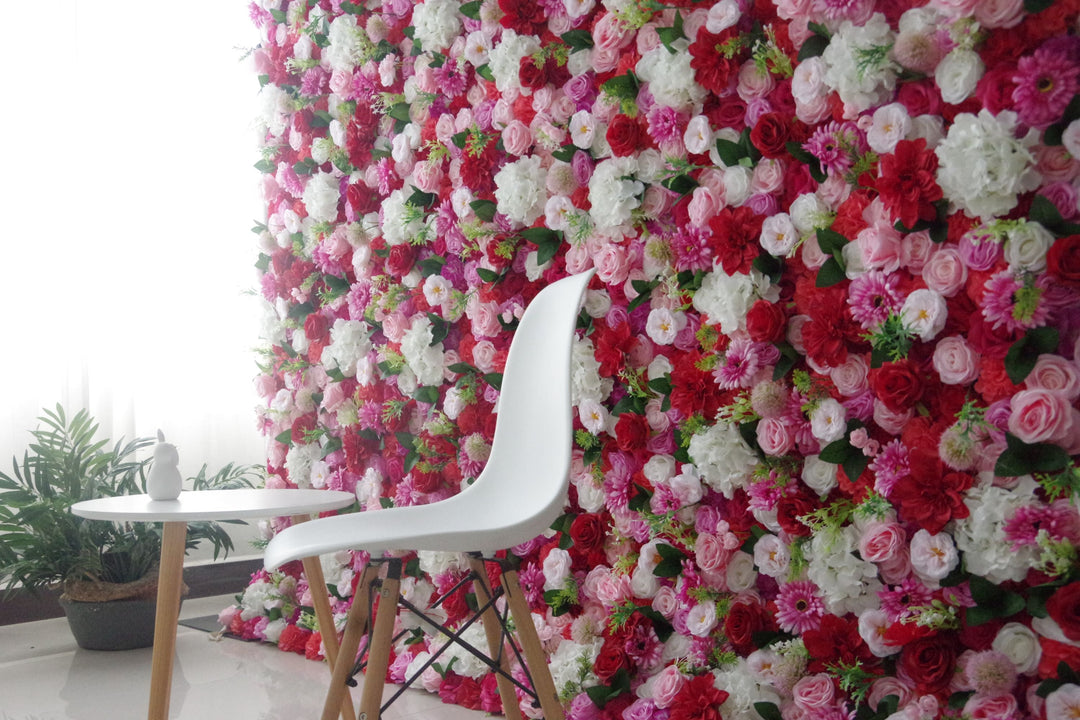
[59,596,162,651]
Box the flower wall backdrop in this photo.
[227,0,1080,718]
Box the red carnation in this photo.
[877,138,942,229]
[802,614,875,674]
[709,205,764,275]
[669,673,729,720]
[278,624,312,655]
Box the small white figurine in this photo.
[147,430,183,500]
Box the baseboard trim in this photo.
[0,558,262,626]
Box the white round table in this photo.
[71,489,357,720]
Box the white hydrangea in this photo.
[692,267,776,335]
[589,156,643,231]
[954,477,1041,584]
[258,84,292,137]
[935,110,1041,220]
[401,316,446,387]
[806,526,882,616]
[410,0,461,53]
[547,638,603,698]
[417,551,469,576]
[285,443,322,489]
[572,336,609,404]
[239,579,279,620]
[432,624,491,677]
[322,319,372,377]
[487,29,541,94]
[302,171,341,224]
[635,45,707,113]
[494,155,548,226]
[687,422,759,497]
[715,660,784,720]
[822,14,900,116]
[381,188,425,245]
[324,14,367,72]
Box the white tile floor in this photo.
[0,595,490,720]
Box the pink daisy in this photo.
[879,577,932,623]
[803,121,866,176]
[847,270,905,331]
[1004,501,1080,550]
[775,580,826,634]
[981,271,1052,333]
[433,56,470,97]
[1012,46,1080,128]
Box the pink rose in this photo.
[640,185,672,219]
[1034,144,1080,183]
[687,186,720,226]
[963,693,1019,719]
[974,0,1025,28]
[382,311,410,342]
[490,98,513,129]
[564,241,592,274]
[472,340,498,373]
[652,585,678,619]
[695,531,734,573]
[750,158,785,195]
[501,120,532,156]
[859,521,906,563]
[1008,388,1075,445]
[801,232,829,270]
[635,23,662,55]
[757,417,795,456]
[830,354,871,396]
[593,242,630,285]
[874,400,914,435]
[856,223,903,273]
[933,335,981,385]
[591,46,620,74]
[650,665,686,709]
[549,93,576,124]
[900,230,934,273]
[1027,354,1080,401]
[328,69,352,96]
[592,12,633,52]
[868,677,915,712]
[792,674,836,710]
[412,159,443,193]
[467,300,501,338]
[922,246,968,297]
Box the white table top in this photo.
[70,488,356,522]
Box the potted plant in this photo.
[0,405,262,650]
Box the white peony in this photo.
[635,45,707,113]
[900,288,948,341]
[760,212,799,257]
[400,316,446,387]
[822,14,900,116]
[935,110,1041,220]
[322,319,372,377]
[692,267,775,335]
[589,156,643,230]
[953,478,1041,584]
[687,422,759,497]
[302,172,341,224]
[494,155,548,226]
[806,526,882,616]
[410,0,461,53]
[867,103,911,154]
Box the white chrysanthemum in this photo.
[410,0,461,53]
[324,14,367,72]
[822,14,900,116]
[900,288,948,341]
[954,477,1041,584]
[636,45,707,113]
[401,316,446,387]
[692,268,775,335]
[935,110,1041,220]
[589,156,643,230]
[285,443,322,490]
[687,422,759,498]
[547,638,603,698]
[715,660,784,720]
[381,188,425,246]
[494,155,548,226]
[488,29,541,94]
[806,526,882,615]
[302,171,340,224]
[322,319,372,377]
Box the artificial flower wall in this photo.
[226,0,1080,718]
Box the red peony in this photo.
[1048,235,1080,287]
[1046,582,1080,642]
[709,206,764,275]
[898,634,958,696]
[877,138,942,229]
[891,448,974,534]
[668,673,730,720]
[802,614,875,674]
[870,359,924,414]
[606,113,644,157]
[689,29,744,95]
[749,112,793,159]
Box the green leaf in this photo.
[648,376,672,396]
[842,452,871,485]
[947,692,974,711]
[601,72,640,101]
[339,1,363,13]
[819,439,852,464]
[275,429,293,446]
[476,64,495,82]
[388,102,412,123]
[1024,0,1054,12]
[611,394,645,417]
[773,342,799,381]
[483,373,503,391]
[477,267,500,283]
[715,137,744,167]
[661,174,698,196]
[470,199,497,222]
[450,131,468,149]
[418,256,447,276]
[754,702,784,720]
[269,8,286,22]
[414,386,439,404]
[560,29,594,51]
[459,0,482,18]
[1005,326,1060,384]
[657,12,685,54]
[815,256,847,287]
[797,32,830,61]
[753,252,783,283]
[994,432,1071,477]
[520,227,563,266]
[448,362,473,374]
[407,187,437,209]
[254,158,276,174]
[551,144,577,163]
[816,228,848,256]
[1027,584,1058,618]
[426,312,449,345]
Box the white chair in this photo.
[264,270,595,720]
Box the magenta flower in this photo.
[775,580,826,633]
[1012,46,1080,128]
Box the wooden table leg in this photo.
[148,521,187,720]
[302,554,356,720]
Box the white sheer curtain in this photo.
[1,2,267,526]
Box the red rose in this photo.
[518,56,547,91]
[745,300,786,343]
[724,600,775,656]
[749,112,792,159]
[570,513,606,552]
[776,486,817,537]
[386,243,417,276]
[304,312,330,342]
[1048,235,1080,286]
[870,359,924,414]
[1046,582,1080,642]
[705,94,747,132]
[669,673,730,720]
[615,412,649,452]
[898,634,957,695]
[497,0,546,35]
[594,639,628,682]
[606,114,644,158]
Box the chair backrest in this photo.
[461,270,593,549]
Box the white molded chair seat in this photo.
[263,270,594,720]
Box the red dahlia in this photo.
[877,138,942,229]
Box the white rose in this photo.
[722,165,753,206]
[726,551,757,592]
[643,455,676,484]
[1004,221,1053,272]
[801,454,838,496]
[935,48,984,105]
[542,547,573,590]
[992,622,1042,675]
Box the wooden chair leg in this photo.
[302,554,356,720]
[467,557,524,720]
[358,560,401,720]
[501,569,565,720]
[321,563,378,720]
